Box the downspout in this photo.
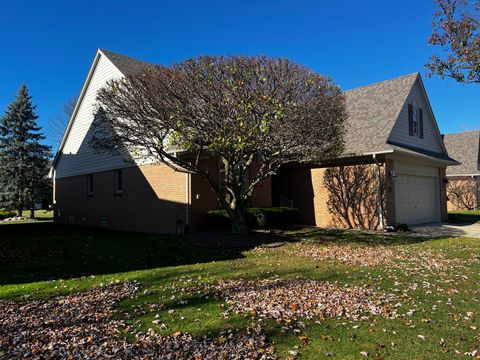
[185,172,190,232]
[373,154,385,230]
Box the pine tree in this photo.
[0,85,51,218]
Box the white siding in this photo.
[56,54,132,179]
[387,79,444,154]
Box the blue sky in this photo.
[0,0,478,149]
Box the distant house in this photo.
[443,131,480,210]
[50,49,458,233]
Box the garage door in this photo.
[395,174,438,225]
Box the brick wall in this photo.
[384,159,396,226]
[55,158,273,234]
[273,163,386,229]
[189,157,272,231]
[55,163,188,233]
[438,168,449,220]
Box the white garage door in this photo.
[395,174,438,225]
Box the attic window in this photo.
[87,174,94,196]
[412,100,419,135]
[114,169,123,194]
[408,100,424,139]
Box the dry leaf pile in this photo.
[286,243,469,270]
[211,278,400,322]
[0,282,273,359]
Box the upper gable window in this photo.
[87,174,94,196]
[412,100,419,136]
[114,169,123,194]
[408,100,424,139]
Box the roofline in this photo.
[49,49,126,177]
[345,72,419,93]
[388,148,460,166]
[414,75,450,156]
[98,48,129,76]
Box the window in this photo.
[87,174,93,196]
[408,100,424,139]
[114,169,123,194]
[412,100,419,136]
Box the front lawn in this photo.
[1,223,479,359]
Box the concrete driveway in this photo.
[412,222,480,239]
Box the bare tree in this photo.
[49,97,77,148]
[323,165,385,230]
[91,55,347,235]
[426,0,480,83]
[447,179,478,210]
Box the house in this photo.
[50,49,458,233]
[443,131,480,210]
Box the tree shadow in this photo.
[447,211,480,225]
[287,227,432,246]
[0,222,245,285]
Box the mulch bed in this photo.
[0,282,273,359]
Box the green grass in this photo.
[0,209,54,224]
[1,222,479,359]
[448,209,480,224]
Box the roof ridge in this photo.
[98,49,155,75]
[345,72,419,93]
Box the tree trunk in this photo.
[18,207,23,218]
[231,206,247,236]
[30,206,35,219]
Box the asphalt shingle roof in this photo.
[443,131,480,175]
[343,73,419,155]
[100,49,155,75]
[99,50,439,159]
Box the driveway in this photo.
[412,222,480,239]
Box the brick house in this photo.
[50,49,458,233]
[443,131,480,210]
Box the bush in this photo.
[0,210,16,220]
[206,207,298,230]
[395,223,410,232]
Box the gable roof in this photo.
[51,51,457,176]
[443,130,480,176]
[343,73,419,155]
[99,49,155,75]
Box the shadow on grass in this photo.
[287,227,430,246]
[0,222,246,285]
[448,211,480,225]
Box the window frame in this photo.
[412,100,419,136]
[86,174,94,196]
[114,169,123,195]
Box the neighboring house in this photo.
[50,49,458,233]
[443,131,480,210]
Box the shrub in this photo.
[395,223,410,232]
[206,207,298,230]
[0,210,16,220]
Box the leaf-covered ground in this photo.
[1,222,479,359]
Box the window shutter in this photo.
[408,104,413,136]
[419,108,424,139]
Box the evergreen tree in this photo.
[0,85,51,218]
